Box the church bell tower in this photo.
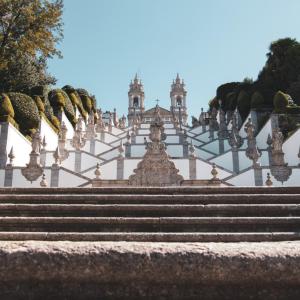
[128,74,145,126]
[170,74,188,125]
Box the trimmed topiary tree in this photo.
[225,92,238,111]
[77,88,93,114]
[49,89,76,127]
[273,91,289,113]
[7,92,40,135]
[63,85,88,119]
[0,93,18,128]
[237,90,251,120]
[34,96,45,113]
[250,91,265,109]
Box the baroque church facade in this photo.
[0,74,299,187]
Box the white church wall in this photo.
[101,160,117,179]
[167,145,183,157]
[239,112,251,138]
[40,117,58,151]
[195,131,211,143]
[12,169,51,187]
[195,148,214,160]
[103,132,119,144]
[165,136,179,143]
[6,124,31,167]
[131,145,146,157]
[61,112,74,139]
[140,124,150,129]
[0,170,5,186]
[196,160,231,179]
[111,138,127,147]
[164,124,174,129]
[136,136,150,144]
[59,169,88,187]
[256,119,272,149]
[111,127,123,136]
[124,159,141,179]
[187,137,203,146]
[201,140,219,155]
[165,129,176,135]
[60,152,75,170]
[226,169,255,186]
[94,140,112,155]
[80,153,102,172]
[138,129,150,135]
[99,148,120,160]
[283,128,300,166]
[210,151,233,172]
[172,159,189,179]
[238,151,252,170]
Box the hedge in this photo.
[7,92,40,135]
[237,90,251,119]
[49,89,77,127]
[251,91,265,109]
[273,91,289,113]
[77,88,97,114]
[63,85,88,119]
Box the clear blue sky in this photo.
[48,0,300,121]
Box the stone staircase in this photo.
[1,186,300,242]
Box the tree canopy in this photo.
[214,38,300,115]
[0,0,63,92]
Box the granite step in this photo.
[0,216,299,232]
[2,186,300,195]
[0,231,299,242]
[0,203,300,217]
[1,194,300,204]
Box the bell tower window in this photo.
[176,96,182,106]
[133,97,139,107]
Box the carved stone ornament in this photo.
[21,130,43,182]
[228,113,243,149]
[129,106,183,186]
[270,128,291,183]
[58,122,69,161]
[96,109,104,133]
[71,117,86,151]
[244,118,261,167]
[218,109,228,139]
[85,112,97,140]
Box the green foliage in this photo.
[208,97,219,110]
[77,89,93,113]
[62,85,87,119]
[34,96,45,113]
[286,105,300,114]
[237,90,251,119]
[7,92,40,135]
[49,89,76,126]
[225,92,238,111]
[51,115,60,129]
[250,91,265,109]
[273,91,289,113]
[0,93,14,118]
[0,0,63,93]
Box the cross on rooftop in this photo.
[155,99,160,106]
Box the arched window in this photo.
[176,96,182,106]
[133,97,139,107]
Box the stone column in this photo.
[74,150,81,173]
[189,156,196,180]
[117,157,124,180]
[271,114,279,130]
[100,130,105,142]
[232,149,240,174]
[183,142,189,158]
[90,138,96,155]
[4,165,13,187]
[50,164,60,187]
[0,123,8,168]
[40,149,46,167]
[254,165,263,186]
[125,142,131,158]
[250,110,258,135]
[219,139,224,154]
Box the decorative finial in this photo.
[211,163,218,180]
[40,173,48,187]
[42,136,47,150]
[267,133,272,147]
[189,141,195,158]
[7,146,15,166]
[53,146,61,165]
[94,163,101,179]
[265,173,273,187]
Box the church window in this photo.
[133,97,139,107]
[176,96,182,106]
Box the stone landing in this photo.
[0,241,300,300]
